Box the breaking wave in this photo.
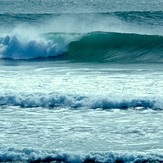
[0,32,163,63]
[67,32,163,63]
[0,33,70,59]
[0,92,162,110]
[0,148,163,162]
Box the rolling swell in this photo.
[0,32,163,63]
[66,32,163,63]
[0,11,162,25]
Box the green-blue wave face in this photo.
[44,32,163,63]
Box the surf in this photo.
[0,92,161,110]
[0,31,163,63]
[0,148,163,162]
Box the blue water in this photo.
[0,0,163,162]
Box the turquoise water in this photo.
[0,0,163,162]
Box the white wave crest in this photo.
[0,92,161,110]
[0,33,66,59]
[0,148,163,162]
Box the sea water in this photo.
[0,0,163,162]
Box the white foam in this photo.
[0,148,162,162]
[0,33,65,59]
[0,92,161,110]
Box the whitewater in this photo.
[0,0,163,162]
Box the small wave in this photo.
[1,11,162,24]
[0,32,163,63]
[111,11,163,26]
[0,93,161,110]
[0,148,163,162]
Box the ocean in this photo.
[0,0,163,162]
